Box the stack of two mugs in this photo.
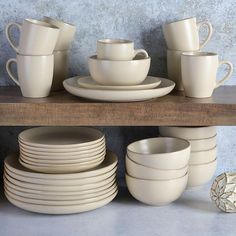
[163,17,233,98]
[5,17,75,98]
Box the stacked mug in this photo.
[159,126,217,188]
[43,17,76,91]
[5,19,59,98]
[163,17,233,98]
[5,17,76,98]
[88,39,150,86]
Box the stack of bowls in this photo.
[125,137,190,206]
[88,39,151,87]
[4,151,118,214]
[18,127,106,173]
[159,126,217,188]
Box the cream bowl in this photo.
[88,55,151,86]
[126,172,188,206]
[127,137,190,169]
[159,126,216,140]
[189,146,217,165]
[187,159,217,188]
[188,135,217,151]
[125,155,188,180]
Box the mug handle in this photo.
[5,22,22,53]
[197,21,213,50]
[134,49,149,58]
[6,59,20,86]
[215,60,233,88]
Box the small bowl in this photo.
[126,172,188,206]
[188,135,217,151]
[125,155,188,180]
[127,137,190,169]
[159,126,216,140]
[189,146,217,165]
[187,159,217,188]
[88,55,151,86]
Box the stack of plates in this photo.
[63,76,175,102]
[18,127,106,173]
[4,151,118,214]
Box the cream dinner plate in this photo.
[4,180,117,201]
[77,76,161,90]
[4,172,116,192]
[3,176,116,196]
[63,77,175,102]
[4,151,118,179]
[19,127,104,149]
[5,184,117,206]
[4,165,117,186]
[5,190,118,214]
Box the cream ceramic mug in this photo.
[43,17,76,51]
[181,52,233,98]
[6,54,54,98]
[163,17,213,51]
[6,19,60,55]
[97,39,149,60]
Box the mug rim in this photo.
[97,39,133,44]
[25,19,59,29]
[181,52,218,57]
[16,53,54,58]
[164,17,196,26]
[43,16,76,28]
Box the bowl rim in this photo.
[191,145,217,154]
[126,154,189,171]
[127,137,190,156]
[189,158,217,166]
[88,55,151,62]
[125,172,188,182]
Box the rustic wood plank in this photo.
[0,86,236,126]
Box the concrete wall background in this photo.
[0,0,236,179]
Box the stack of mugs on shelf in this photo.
[125,137,190,206]
[159,126,217,188]
[163,17,233,98]
[3,127,118,214]
[5,17,75,98]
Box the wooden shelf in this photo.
[0,86,236,126]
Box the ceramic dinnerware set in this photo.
[164,17,233,97]
[159,126,217,188]
[125,137,190,206]
[63,39,176,102]
[5,17,75,98]
[3,127,118,214]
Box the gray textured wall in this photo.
[0,0,236,179]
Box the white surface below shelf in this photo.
[0,183,236,236]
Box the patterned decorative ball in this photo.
[211,172,236,213]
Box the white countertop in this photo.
[0,183,235,236]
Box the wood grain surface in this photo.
[0,86,236,126]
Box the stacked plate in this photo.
[18,127,106,173]
[159,126,217,188]
[63,76,175,102]
[4,151,118,214]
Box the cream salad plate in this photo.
[77,76,161,90]
[63,77,175,102]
